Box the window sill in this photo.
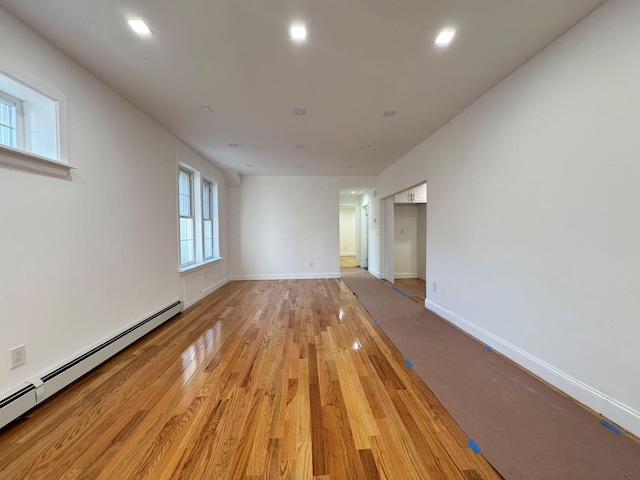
[0,144,75,178]
[179,257,223,276]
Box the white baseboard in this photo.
[203,276,230,297]
[425,299,640,438]
[0,301,182,430]
[369,268,381,278]
[340,252,356,256]
[184,276,230,309]
[394,272,419,279]
[230,272,341,281]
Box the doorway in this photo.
[338,187,373,272]
[382,182,427,302]
[339,206,357,268]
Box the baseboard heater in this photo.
[0,300,182,431]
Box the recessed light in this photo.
[128,19,152,35]
[351,191,355,194]
[434,28,456,47]
[361,145,370,149]
[199,106,213,113]
[290,23,307,42]
[294,108,306,115]
[247,164,255,168]
[383,111,396,117]
[296,144,306,149]
[229,143,238,147]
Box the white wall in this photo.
[339,207,357,256]
[0,7,228,396]
[375,0,640,436]
[394,205,419,278]
[228,176,374,280]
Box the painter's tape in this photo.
[484,346,493,352]
[373,319,378,324]
[451,325,457,330]
[468,439,481,454]
[601,420,622,434]
[392,286,412,300]
[404,358,413,368]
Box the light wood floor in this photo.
[393,278,427,304]
[0,279,500,479]
[340,256,357,268]
[393,278,426,288]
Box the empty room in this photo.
[1,0,639,479]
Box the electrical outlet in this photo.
[433,282,437,292]
[11,345,25,369]
[309,261,313,267]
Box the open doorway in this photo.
[382,182,427,303]
[339,187,373,272]
[339,206,357,267]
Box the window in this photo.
[0,92,20,149]
[178,165,221,270]
[179,168,195,266]
[203,180,214,260]
[0,70,60,160]
[0,63,70,177]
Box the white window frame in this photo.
[0,91,24,149]
[0,60,72,178]
[202,179,214,261]
[179,167,196,267]
[202,178,220,261]
[178,164,222,272]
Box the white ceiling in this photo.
[339,187,372,197]
[0,0,605,178]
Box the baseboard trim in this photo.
[0,301,182,431]
[203,276,230,297]
[230,273,341,281]
[369,268,381,278]
[394,272,419,279]
[340,252,356,256]
[184,276,231,309]
[425,299,640,438]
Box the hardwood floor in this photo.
[393,278,426,288]
[0,279,501,479]
[393,278,427,304]
[340,256,357,268]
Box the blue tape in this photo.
[404,358,413,368]
[601,420,622,434]
[373,319,378,324]
[392,286,412,300]
[451,325,457,330]
[484,346,493,352]
[468,439,481,454]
